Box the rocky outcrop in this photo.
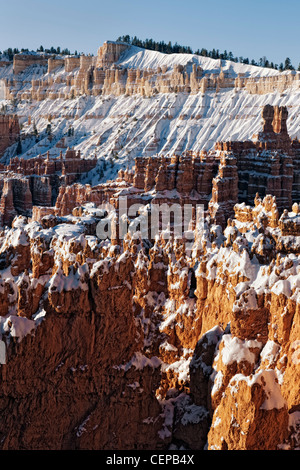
[245,72,300,95]
[0,179,17,226]
[0,149,97,227]
[0,114,20,157]
[121,106,299,221]
[13,52,49,74]
[0,215,164,449]
[208,152,239,226]
[9,105,295,242]
[207,368,289,450]
[7,148,97,180]
[3,41,300,103]
[0,191,299,450]
[96,41,129,68]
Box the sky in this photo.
[0,0,299,67]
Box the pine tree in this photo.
[33,120,38,137]
[16,139,22,155]
[114,34,293,71]
[46,123,52,136]
[284,57,293,70]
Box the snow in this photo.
[0,314,35,342]
[127,381,141,390]
[2,227,29,248]
[115,352,162,372]
[260,340,280,365]
[52,223,86,242]
[90,258,111,277]
[202,244,259,284]
[76,414,91,437]
[162,354,191,383]
[160,341,178,352]
[49,262,89,292]
[0,46,299,433]
[233,287,259,313]
[196,219,300,307]
[287,411,300,450]
[158,400,173,440]
[144,291,160,308]
[203,325,224,346]
[271,279,292,297]
[229,369,287,410]
[118,45,280,79]
[257,369,287,410]
[221,334,262,366]
[32,308,47,326]
[1,44,300,184]
[190,325,223,377]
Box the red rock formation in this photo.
[0,179,17,226]
[0,149,97,226]
[45,103,298,229]
[208,152,239,226]
[0,115,20,157]
[0,99,300,451]
[13,52,49,74]
[54,183,104,216]
[96,41,129,68]
[7,149,97,179]
[1,106,299,234]
[2,40,300,102]
[207,369,289,450]
[0,193,298,449]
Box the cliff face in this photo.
[0,115,20,157]
[0,191,299,450]
[0,147,97,227]
[3,41,300,102]
[0,215,163,450]
[38,106,300,228]
[3,43,300,178]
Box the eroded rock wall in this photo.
[0,115,20,157]
[0,192,299,450]
[3,41,300,103]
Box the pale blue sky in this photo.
[0,0,299,67]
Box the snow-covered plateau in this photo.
[1,42,300,184]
